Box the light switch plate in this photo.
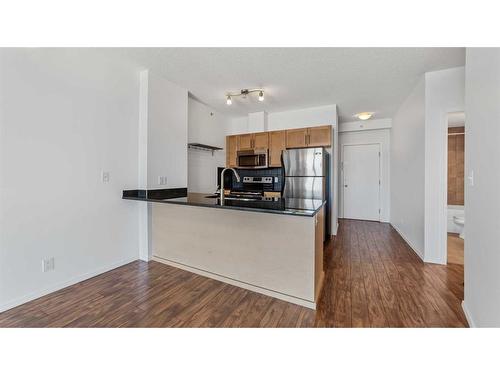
[42,257,55,272]
[102,171,110,183]
[468,170,474,186]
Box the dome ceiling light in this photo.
[354,112,375,120]
[225,89,264,105]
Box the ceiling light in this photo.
[355,112,374,120]
[225,88,265,105]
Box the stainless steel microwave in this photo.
[237,149,268,169]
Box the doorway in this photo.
[342,143,381,221]
[446,112,465,265]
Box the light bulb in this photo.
[258,91,264,102]
[226,95,232,105]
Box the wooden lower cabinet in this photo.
[269,130,286,167]
[226,135,238,167]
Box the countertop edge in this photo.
[122,195,325,217]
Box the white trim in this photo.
[461,300,475,328]
[339,118,392,133]
[391,223,424,261]
[341,142,382,221]
[332,221,339,236]
[425,110,465,265]
[0,256,139,313]
[152,256,316,310]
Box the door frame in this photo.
[341,142,381,221]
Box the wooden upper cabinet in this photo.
[307,125,331,147]
[227,125,331,167]
[226,135,238,167]
[286,128,308,148]
[269,130,286,167]
[253,132,269,149]
[238,133,253,150]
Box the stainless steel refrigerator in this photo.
[283,147,330,236]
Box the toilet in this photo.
[453,214,465,239]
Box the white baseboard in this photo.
[390,223,424,261]
[461,300,476,328]
[0,255,138,313]
[332,221,339,236]
[152,255,316,310]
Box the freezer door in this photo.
[283,148,324,177]
[284,177,325,199]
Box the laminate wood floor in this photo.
[448,233,464,265]
[0,220,467,328]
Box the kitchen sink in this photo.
[204,194,264,202]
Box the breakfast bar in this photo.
[123,191,325,309]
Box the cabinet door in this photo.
[253,132,269,149]
[286,128,308,148]
[226,136,238,167]
[269,130,286,167]
[238,133,254,150]
[307,126,331,147]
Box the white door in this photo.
[343,143,380,221]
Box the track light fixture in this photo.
[225,89,265,105]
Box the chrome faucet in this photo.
[220,168,241,204]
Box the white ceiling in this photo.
[118,48,465,122]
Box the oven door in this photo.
[237,151,268,169]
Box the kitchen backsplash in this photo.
[231,167,284,192]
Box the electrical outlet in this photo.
[102,171,110,183]
[158,176,167,185]
[42,257,55,272]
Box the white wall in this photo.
[462,48,500,327]
[424,67,465,264]
[226,116,247,135]
[339,123,391,223]
[391,77,426,258]
[188,98,229,193]
[267,105,337,131]
[147,71,188,189]
[227,105,338,135]
[0,49,140,311]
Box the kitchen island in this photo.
[123,191,325,309]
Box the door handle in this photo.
[344,184,348,188]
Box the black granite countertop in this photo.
[122,190,325,217]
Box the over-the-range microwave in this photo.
[237,149,268,169]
